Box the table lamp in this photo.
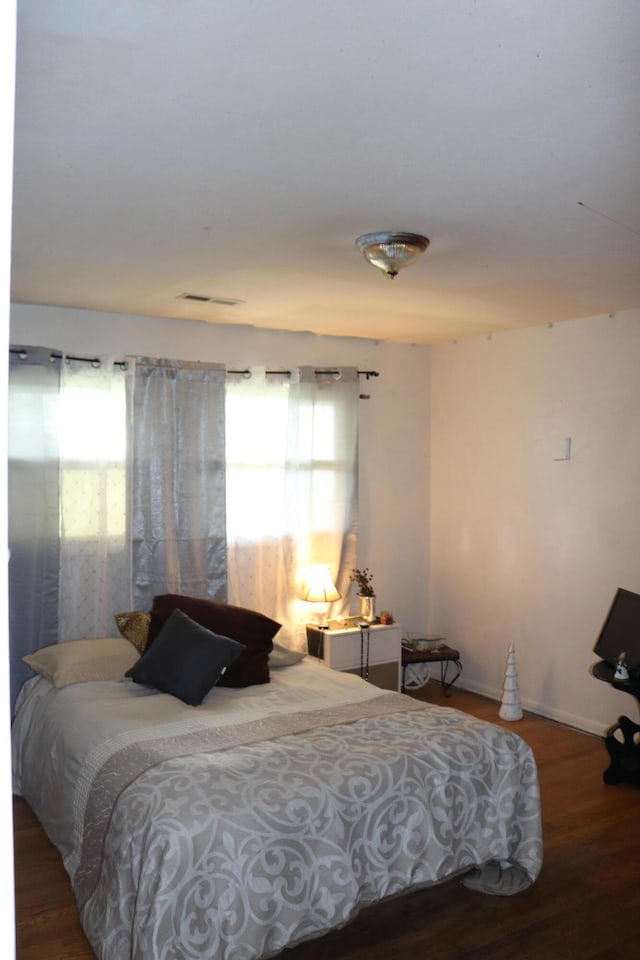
[300,564,341,628]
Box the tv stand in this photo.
[592,660,640,786]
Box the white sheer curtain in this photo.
[225,367,359,649]
[58,356,133,641]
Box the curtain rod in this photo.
[10,351,379,382]
[9,349,129,370]
[227,369,379,380]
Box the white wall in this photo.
[1,2,16,955]
[429,308,640,734]
[10,302,431,633]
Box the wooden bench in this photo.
[401,643,462,696]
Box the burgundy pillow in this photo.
[148,594,280,687]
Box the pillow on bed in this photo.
[114,610,151,653]
[269,642,307,668]
[125,608,245,705]
[22,636,140,688]
[147,594,280,687]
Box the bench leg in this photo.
[441,659,462,697]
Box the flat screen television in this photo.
[593,587,640,671]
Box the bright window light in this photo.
[59,386,127,460]
[59,381,127,540]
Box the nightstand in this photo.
[306,622,402,692]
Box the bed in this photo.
[12,604,543,960]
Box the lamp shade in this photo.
[300,565,341,603]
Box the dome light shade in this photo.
[356,231,429,279]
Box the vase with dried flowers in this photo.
[350,568,376,622]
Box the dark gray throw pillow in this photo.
[125,608,245,705]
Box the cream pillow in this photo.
[23,637,140,688]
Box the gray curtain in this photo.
[8,347,61,713]
[132,357,228,610]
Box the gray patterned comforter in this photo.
[13,664,542,960]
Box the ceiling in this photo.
[10,0,640,344]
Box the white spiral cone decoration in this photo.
[499,642,523,721]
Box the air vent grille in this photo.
[178,293,245,306]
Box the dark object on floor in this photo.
[592,658,640,786]
[603,715,640,786]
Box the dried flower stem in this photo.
[350,567,374,597]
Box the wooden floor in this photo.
[13,683,640,960]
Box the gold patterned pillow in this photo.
[115,611,151,654]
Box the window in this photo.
[224,368,359,645]
[59,379,128,540]
[225,383,290,539]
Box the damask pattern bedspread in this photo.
[13,662,542,960]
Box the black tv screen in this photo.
[593,587,640,671]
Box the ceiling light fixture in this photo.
[356,231,430,279]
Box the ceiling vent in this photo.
[178,293,245,306]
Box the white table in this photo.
[305,622,402,692]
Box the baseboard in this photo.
[457,679,606,737]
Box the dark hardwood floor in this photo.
[13,683,640,959]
